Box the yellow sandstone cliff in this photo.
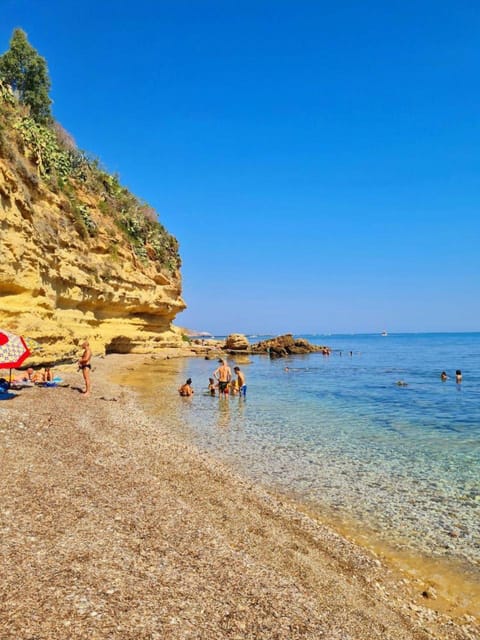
[0,84,186,363]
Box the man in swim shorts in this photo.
[78,340,92,396]
[214,358,232,396]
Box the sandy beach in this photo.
[0,354,477,639]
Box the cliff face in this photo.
[0,85,186,363]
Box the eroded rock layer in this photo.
[0,151,185,363]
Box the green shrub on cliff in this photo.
[14,115,89,180]
[0,28,181,277]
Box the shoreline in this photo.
[118,352,480,619]
[0,353,477,638]
[285,491,480,621]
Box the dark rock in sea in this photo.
[250,334,327,357]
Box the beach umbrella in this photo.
[0,330,31,384]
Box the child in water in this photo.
[234,366,247,397]
[208,377,216,396]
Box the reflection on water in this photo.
[217,396,230,430]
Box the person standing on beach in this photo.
[78,340,92,396]
[214,358,231,396]
[233,366,247,397]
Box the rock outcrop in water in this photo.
[225,333,250,351]
[250,334,326,357]
[187,333,326,358]
[185,333,327,360]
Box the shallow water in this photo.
[128,333,480,594]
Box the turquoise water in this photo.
[143,333,480,578]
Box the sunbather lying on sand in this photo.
[12,368,41,384]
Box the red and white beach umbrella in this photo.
[0,330,31,371]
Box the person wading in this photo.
[214,358,232,396]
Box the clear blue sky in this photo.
[2,1,479,335]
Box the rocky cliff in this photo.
[0,82,186,363]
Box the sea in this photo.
[128,332,480,606]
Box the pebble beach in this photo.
[0,353,478,639]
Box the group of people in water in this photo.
[441,369,462,383]
[178,359,247,398]
[396,369,463,387]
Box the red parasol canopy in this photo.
[0,330,31,370]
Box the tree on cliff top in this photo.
[0,28,52,123]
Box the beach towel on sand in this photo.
[0,391,17,400]
[37,377,68,388]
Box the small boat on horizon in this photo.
[381,330,388,336]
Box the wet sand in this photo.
[0,353,477,639]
